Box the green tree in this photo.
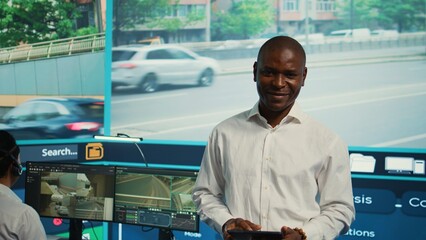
[369,0,425,32]
[113,0,169,46]
[211,0,273,40]
[0,0,81,48]
[75,26,99,36]
[336,0,425,32]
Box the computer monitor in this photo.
[25,161,116,239]
[114,166,200,239]
[384,157,414,173]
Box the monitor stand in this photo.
[69,219,83,240]
[158,228,173,240]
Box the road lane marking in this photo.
[304,91,426,112]
[112,90,426,131]
[112,93,186,104]
[141,122,218,136]
[371,133,426,147]
[112,83,426,136]
[301,83,426,103]
[111,108,247,130]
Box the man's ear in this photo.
[253,62,257,82]
[302,67,307,86]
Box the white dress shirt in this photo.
[0,183,47,240]
[192,103,355,240]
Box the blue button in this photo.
[353,188,396,214]
[401,191,426,217]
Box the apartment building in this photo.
[116,0,337,45]
[116,0,211,45]
[212,0,338,38]
[279,0,337,35]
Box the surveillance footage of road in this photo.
[111,45,426,149]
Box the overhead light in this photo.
[93,133,147,167]
[93,133,143,142]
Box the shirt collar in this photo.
[248,101,305,124]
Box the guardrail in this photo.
[0,33,105,64]
[190,32,426,60]
[180,32,426,51]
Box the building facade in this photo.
[115,0,338,45]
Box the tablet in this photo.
[227,230,282,240]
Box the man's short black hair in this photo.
[0,130,20,177]
[257,36,306,66]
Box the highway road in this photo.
[115,174,171,208]
[111,58,426,149]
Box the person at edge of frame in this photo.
[0,130,47,240]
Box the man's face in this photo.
[254,47,307,115]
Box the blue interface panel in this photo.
[341,147,426,239]
[17,142,426,239]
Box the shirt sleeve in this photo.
[17,206,47,240]
[302,137,356,240]
[192,130,234,234]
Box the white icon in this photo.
[384,157,425,175]
[413,160,425,175]
[350,153,376,173]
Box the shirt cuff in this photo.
[302,222,322,240]
[216,213,234,233]
[201,210,234,234]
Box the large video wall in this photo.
[1,0,425,239]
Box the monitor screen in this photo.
[114,166,199,232]
[25,162,115,222]
[384,157,414,172]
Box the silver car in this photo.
[112,45,221,93]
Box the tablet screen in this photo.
[227,230,282,240]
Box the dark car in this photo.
[0,97,104,140]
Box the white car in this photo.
[112,45,221,93]
[293,33,326,45]
[371,30,399,41]
[326,28,371,43]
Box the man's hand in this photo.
[222,218,261,240]
[281,226,306,240]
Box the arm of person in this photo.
[301,138,355,240]
[192,134,235,234]
[18,206,47,240]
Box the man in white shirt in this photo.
[192,36,355,240]
[0,130,47,240]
